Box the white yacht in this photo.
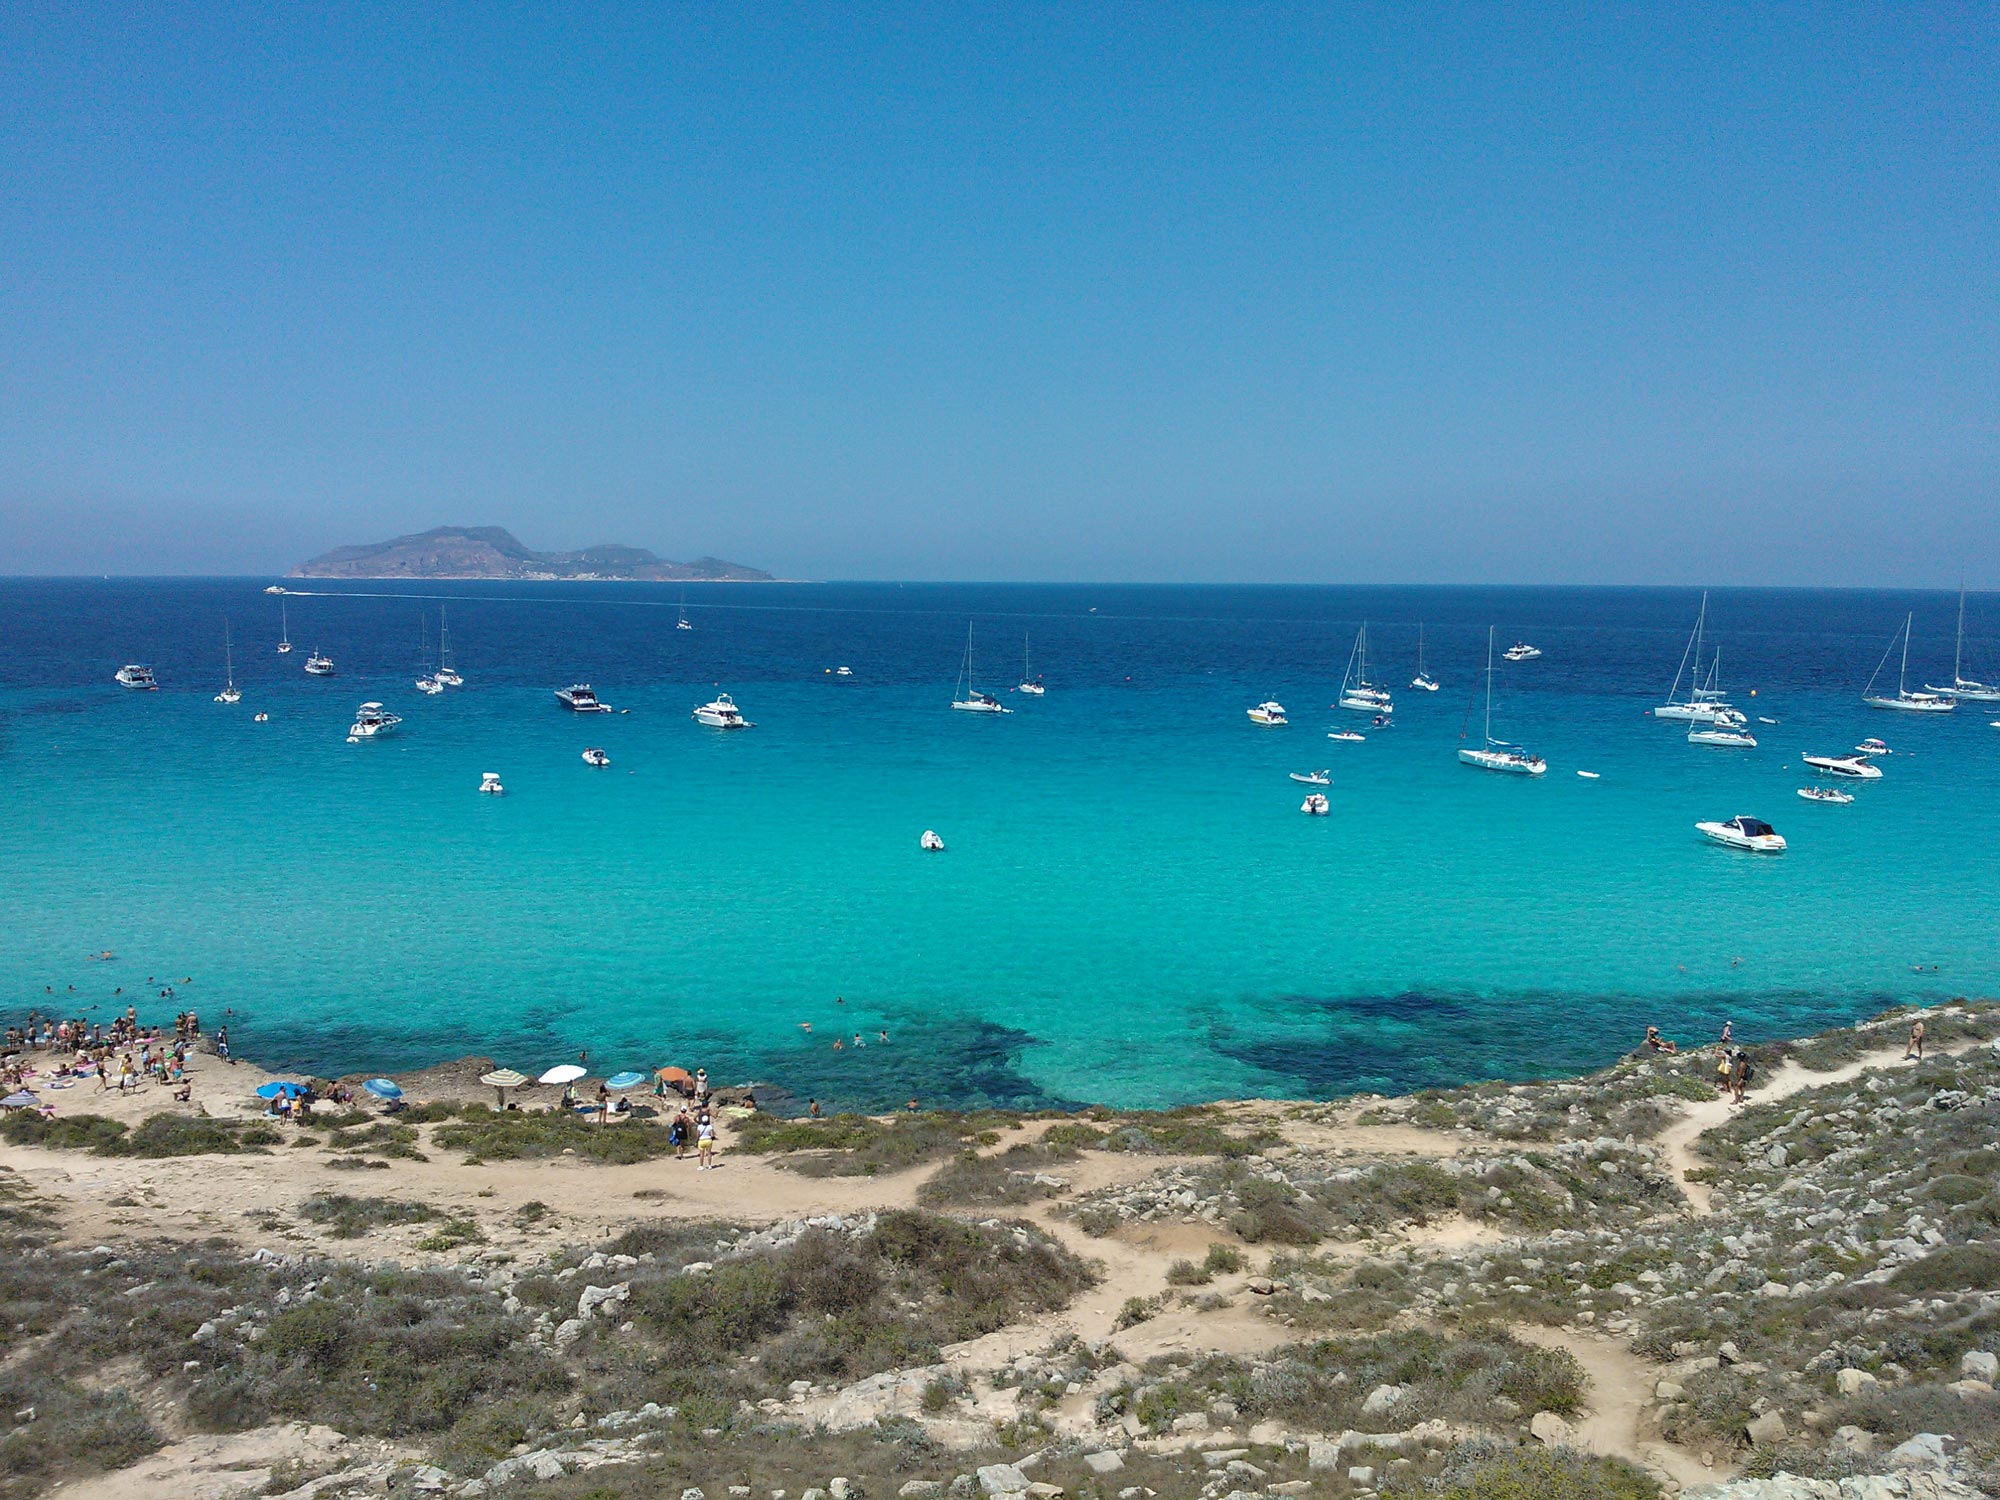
[1410,623,1439,692]
[1326,728,1365,742]
[433,610,462,686]
[556,684,610,712]
[1502,642,1541,662]
[693,693,753,728]
[479,772,504,795]
[1459,628,1546,775]
[1687,722,1757,748]
[1697,815,1786,853]
[1925,586,1998,702]
[214,625,241,704]
[304,652,335,676]
[1855,738,1891,757]
[1863,613,1955,712]
[1797,786,1853,805]
[347,702,402,741]
[834,666,854,678]
[1655,592,1739,722]
[1017,632,1044,696]
[1247,701,1287,726]
[1336,623,1393,712]
[115,663,159,690]
[950,623,1012,713]
[264,585,285,595]
[415,675,443,695]
[1300,793,1330,815]
[1803,752,1883,780]
[581,747,611,766]
[277,599,292,654]
[1289,770,1331,786]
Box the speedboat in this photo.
[1863,613,1955,711]
[1803,752,1882,780]
[1855,738,1891,757]
[415,675,444,695]
[581,747,610,767]
[1687,723,1757,747]
[346,702,402,741]
[556,684,611,713]
[693,693,753,728]
[1289,770,1331,786]
[1327,729,1365,743]
[1797,786,1853,805]
[479,772,504,795]
[920,829,945,851]
[304,653,335,676]
[1503,642,1541,661]
[1300,793,1330,815]
[1577,770,1600,779]
[114,664,159,690]
[1697,815,1786,853]
[1247,701,1287,726]
[264,585,285,595]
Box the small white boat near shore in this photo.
[581,747,610,767]
[920,829,945,851]
[1289,770,1331,786]
[1698,815,1786,853]
[1798,786,1852,804]
[1247,701,1287,726]
[479,772,504,795]
[1300,793,1329,815]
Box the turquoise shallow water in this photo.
[4,580,1997,1109]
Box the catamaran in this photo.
[1863,613,1955,712]
[950,623,1011,713]
[1337,624,1393,712]
[276,599,292,654]
[1410,623,1439,692]
[214,623,241,704]
[1655,592,1739,722]
[1459,627,1546,775]
[1017,632,1044,696]
[1925,586,1998,702]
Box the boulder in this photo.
[1307,1440,1340,1471]
[1887,1432,1952,1470]
[1946,1379,1994,1401]
[1962,1350,1999,1383]
[1360,1383,1407,1417]
[1743,1410,1787,1448]
[898,1484,942,1499]
[1529,1412,1573,1448]
[976,1465,1030,1497]
[1082,1453,1124,1476]
[1836,1368,1879,1396]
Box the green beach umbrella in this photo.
[480,1067,529,1107]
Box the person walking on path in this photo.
[696,1111,716,1170]
[1905,1017,1926,1060]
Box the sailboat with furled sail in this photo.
[1863,613,1954,712]
[1458,627,1546,775]
[950,623,1010,714]
[1926,586,1998,702]
[214,623,241,703]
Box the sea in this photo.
[4,579,1996,1111]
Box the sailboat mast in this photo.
[1955,587,1966,683]
[1484,626,1495,745]
[1900,612,1912,695]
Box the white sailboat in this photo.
[1458,627,1546,775]
[433,609,462,686]
[1337,623,1393,712]
[951,623,1011,713]
[1017,632,1044,695]
[277,599,292,654]
[1863,613,1955,712]
[415,614,442,693]
[676,592,693,631]
[1925,586,1998,702]
[1655,592,1738,722]
[1410,624,1439,692]
[214,623,241,703]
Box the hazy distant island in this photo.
[289,525,774,582]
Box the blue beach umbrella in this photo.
[363,1079,403,1100]
[604,1071,646,1091]
[254,1081,306,1100]
[2,1092,39,1109]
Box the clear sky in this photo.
[1,5,1995,583]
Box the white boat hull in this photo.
[1929,681,2000,702]
[1864,694,1954,712]
[1803,755,1882,780]
[1697,821,1786,853]
[1458,747,1545,775]
[953,700,1010,715]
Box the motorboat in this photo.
[264,585,285,595]
[1502,642,1541,661]
[920,829,945,851]
[304,652,335,676]
[253,712,269,722]
[1289,770,1331,786]
[1247,701,1287,726]
[1327,729,1365,743]
[1336,624,1393,713]
[346,702,402,741]
[1803,752,1883,780]
[1863,613,1955,712]
[1459,627,1546,775]
[214,624,241,703]
[1410,623,1439,691]
[479,772,504,795]
[834,666,854,677]
[415,675,443,695]
[1697,815,1786,853]
[1797,786,1853,805]
[115,664,159,690]
[1017,632,1045,695]
[1687,723,1757,748]
[1757,716,1778,724]
[1855,738,1891,757]
[1925,586,1999,702]
[693,693,753,728]
[1300,793,1330,815]
[1577,770,1600,779]
[581,747,610,767]
[556,684,611,712]
[950,623,1012,713]
[277,599,292,654]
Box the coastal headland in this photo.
[4,1003,1998,1500]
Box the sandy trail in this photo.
[1512,1325,1716,1489]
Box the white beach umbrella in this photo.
[538,1064,587,1085]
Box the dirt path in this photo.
[1511,1325,1716,1490]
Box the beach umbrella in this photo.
[363,1079,403,1100]
[479,1067,529,1107]
[254,1081,306,1100]
[2,1092,38,1110]
[604,1071,646,1091]
[656,1066,693,1089]
[538,1064,587,1085]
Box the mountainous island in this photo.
[290,526,773,582]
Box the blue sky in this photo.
[1,5,1995,582]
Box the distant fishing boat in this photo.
[1459,627,1545,775]
[1863,613,1954,712]
[1925,586,1998,702]
[304,652,335,677]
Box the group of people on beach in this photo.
[2,1006,214,1106]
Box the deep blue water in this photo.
[3,579,1996,1109]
